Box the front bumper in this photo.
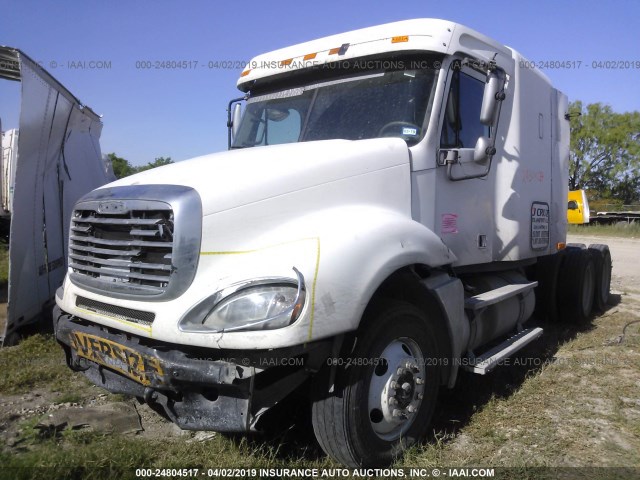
[53,307,332,432]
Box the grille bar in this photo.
[129,229,161,237]
[69,253,172,271]
[74,217,163,226]
[70,244,143,257]
[69,263,171,283]
[70,235,172,249]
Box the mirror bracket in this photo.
[227,95,248,149]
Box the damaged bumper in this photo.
[53,306,331,432]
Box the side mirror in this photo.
[473,136,495,163]
[231,103,242,139]
[480,71,504,125]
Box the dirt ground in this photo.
[568,234,640,292]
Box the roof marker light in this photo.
[303,53,317,60]
[280,58,293,67]
[240,69,251,77]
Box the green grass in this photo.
[1,421,335,480]
[400,307,640,468]
[0,239,8,284]
[1,305,639,478]
[568,222,640,237]
[53,392,83,405]
[0,334,89,395]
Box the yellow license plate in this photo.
[69,331,165,386]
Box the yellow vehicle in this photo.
[568,189,590,224]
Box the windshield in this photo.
[232,67,438,148]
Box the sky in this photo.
[1,0,639,166]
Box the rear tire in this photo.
[557,249,595,323]
[588,244,612,312]
[311,300,442,467]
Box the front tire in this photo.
[311,300,442,467]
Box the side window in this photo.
[440,70,489,148]
[251,108,302,146]
[264,108,301,145]
[234,97,306,148]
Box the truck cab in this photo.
[54,19,610,467]
[567,189,591,224]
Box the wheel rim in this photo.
[367,337,425,441]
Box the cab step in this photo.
[462,327,544,375]
[464,281,537,311]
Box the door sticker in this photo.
[441,213,458,234]
[531,202,549,250]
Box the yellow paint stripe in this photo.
[200,237,321,341]
[76,307,152,334]
[307,237,321,341]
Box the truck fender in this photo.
[266,206,458,341]
[420,273,468,388]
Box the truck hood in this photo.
[108,138,410,216]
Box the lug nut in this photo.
[415,377,424,385]
[397,368,404,375]
[389,381,397,389]
[388,397,398,405]
[417,393,423,400]
[392,409,404,418]
[407,405,416,413]
[402,382,411,392]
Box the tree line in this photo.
[569,101,640,205]
[107,102,640,204]
[107,153,173,179]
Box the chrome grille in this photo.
[69,206,174,294]
[68,185,202,302]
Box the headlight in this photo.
[179,268,306,333]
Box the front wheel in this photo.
[311,300,442,467]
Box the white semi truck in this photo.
[54,19,612,467]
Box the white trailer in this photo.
[1,128,18,217]
[54,19,611,467]
[0,46,115,344]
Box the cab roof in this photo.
[237,18,514,92]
